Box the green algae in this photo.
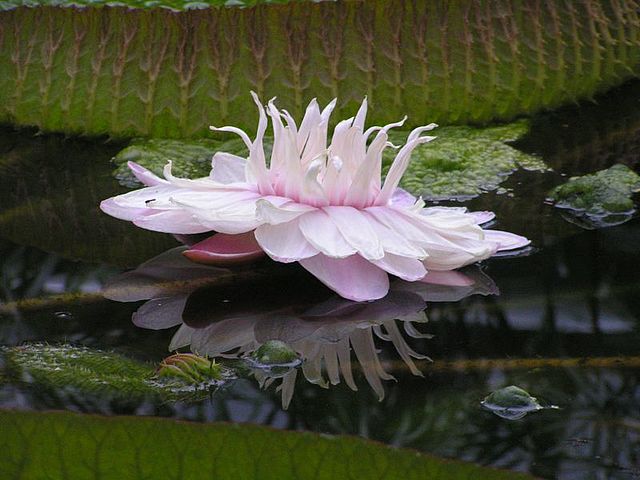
[1,343,227,402]
[115,122,545,200]
[549,164,640,227]
[386,120,547,200]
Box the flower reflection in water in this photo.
[105,248,497,408]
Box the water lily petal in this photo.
[298,210,356,258]
[362,212,427,258]
[99,198,152,222]
[372,254,427,281]
[210,152,247,184]
[254,219,319,263]
[183,232,265,266]
[132,210,210,234]
[470,211,496,225]
[389,188,417,208]
[256,198,316,225]
[377,132,436,204]
[299,254,389,301]
[127,161,168,186]
[483,230,531,251]
[323,206,384,260]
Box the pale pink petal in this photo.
[483,230,531,251]
[421,206,468,216]
[421,245,495,271]
[209,125,252,149]
[299,158,329,207]
[389,188,417,208]
[183,232,265,266]
[344,132,387,208]
[323,206,384,260]
[352,97,368,130]
[296,98,321,152]
[132,210,210,234]
[128,161,168,186]
[471,211,496,225]
[249,92,275,195]
[254,219,319,263]
[100,198,151,222]
[210,152,247,184]
[420,270,475,287]
[255,198,316,225]
[108,184,182,211]
[372,254,427,281]
[377,128,436,204]
[362,211,426,258]
[298,210,356,258]
[299,254,390,301]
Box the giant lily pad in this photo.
[0,410,535,479]
[1,1,639,137]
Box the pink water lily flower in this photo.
[101,94,529,301]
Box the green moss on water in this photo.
[115,122,544,199]
[1,343,227,402]
[549,164,640,217]
[385,121,547,200]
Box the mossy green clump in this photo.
[1,343,226,402]
[385,120,547,200]
[549,164,640,215]
[156,352,222,384]
[114,122,544,199]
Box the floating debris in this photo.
[246,340,302,378]
[481,385,559,420]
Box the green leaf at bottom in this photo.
[0,410,534,479]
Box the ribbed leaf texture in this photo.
[0,410,536,479]
[1,0,639,137]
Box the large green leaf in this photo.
[1,0,639,138]
[0,410,535,479]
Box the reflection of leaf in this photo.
[0,128,177,267]
[0,410,535,480]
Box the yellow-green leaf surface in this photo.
[0,410,535,479]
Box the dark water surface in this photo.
[1,81,640,480]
